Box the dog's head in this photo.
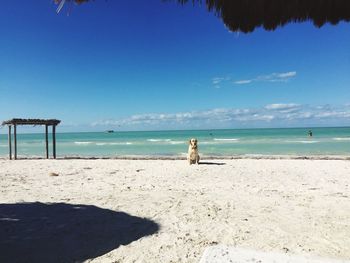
[189,138,198,149]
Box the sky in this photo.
[0,0,350,132]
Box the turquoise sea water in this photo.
[0,127,349,158]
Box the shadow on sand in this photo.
[199,162,226,166]
[0,202,159,263]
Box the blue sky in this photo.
[0,0,350,132]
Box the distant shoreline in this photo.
[1,154,349,161]
[1,126,350,135]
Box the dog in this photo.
[188,138,200,165]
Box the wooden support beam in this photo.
[45,125,49,159]
[8,125,12,160]
[52,125,56,159]
[14,124,17,160]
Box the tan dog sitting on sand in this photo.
[188,138,200,165]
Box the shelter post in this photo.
[14,124,17,160]
[52,125,56,159]
[8,125,12,160]
[45,125,49,159]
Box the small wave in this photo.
[74,141,93,145]
[333,137,350,141]
[214,138,239,142]
[147,139,172,142]
[96,142,133,146]
[286,140,319,144]
[200,141,216,145]
[17,142,44,146]
[170,141,185,145]
[108,142,133,145]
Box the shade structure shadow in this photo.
[0,202,159,263]
[199,162,226,166]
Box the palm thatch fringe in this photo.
[55,0,350,33]
[2,119,61,126]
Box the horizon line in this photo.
[0,125,349,135]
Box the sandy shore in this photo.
[1,159,350,262]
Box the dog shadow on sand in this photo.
[0,202,159,263]
[198,162,226,165]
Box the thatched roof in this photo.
[2,119,61,126]
[55,0,350,33]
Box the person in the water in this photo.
[308,130,313,137]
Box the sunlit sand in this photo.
[1,159,349,262]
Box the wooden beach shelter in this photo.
[2,118,61,160]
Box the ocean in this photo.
[0,127,349,158]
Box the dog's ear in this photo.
[188,140,191,145]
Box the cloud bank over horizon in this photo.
[1,103,349,134]
[90,103,350,131]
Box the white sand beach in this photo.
[1,159,350,262]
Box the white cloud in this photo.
[314,111,350,119]
[212,77,225,85]
[234,71,297,85]
[211,76,231,88]
[235,114,275,122]
[277,71,297,78]
[265,103,300,111]
[234,80,252,85]
[257,71,297,82]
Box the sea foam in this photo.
[286,140,319,144]
[147,139,172,142]
[333,137,350,141]
[170,141,185,145]
[96,142,133,146]
[214,138,239,142]
[74,141,93,145]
